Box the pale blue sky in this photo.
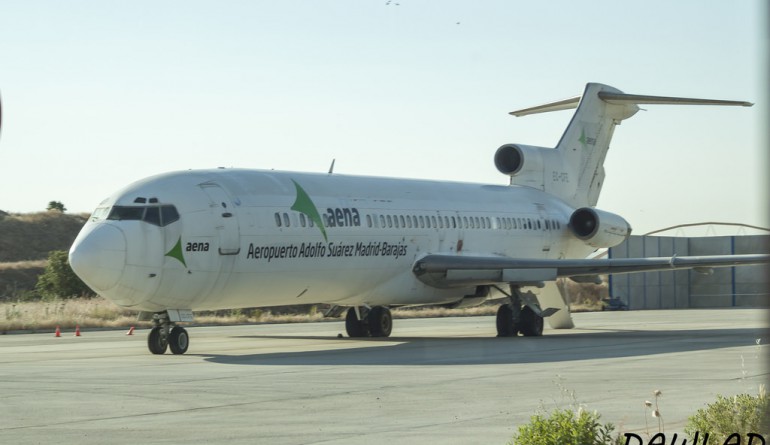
[0,1,765,234]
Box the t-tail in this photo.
[495,82,752,208]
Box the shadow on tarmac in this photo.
[195,327,765,367]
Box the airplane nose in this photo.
[69,223,127,292]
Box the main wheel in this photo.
[148,326,168,354]
[496,305,517,337]
[519,306,544,337]
[367,306,392,337]
[168,326,189,354]
[345,308,369,338]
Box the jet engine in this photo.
[569,207,631,248]
[494,144,551,177]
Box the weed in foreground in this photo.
[508,376,622,445]
[685,385,769,441]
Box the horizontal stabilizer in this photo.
[597,92,753,107]
[509,96,580,117]
[509,86,752,117]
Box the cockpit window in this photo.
[160,205,180,225]
[107,205,180,227]
[89,207,111,222]
[109,206,145,221]
[144,206,161,226]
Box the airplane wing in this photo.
[412,253,770,288]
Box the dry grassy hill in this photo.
[0,210,88,299]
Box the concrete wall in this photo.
[608,235,769,309]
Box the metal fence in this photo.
[608,235,769,309]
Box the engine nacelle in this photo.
[569,207,632,248]
[494,144,571,194]
[494,144,549,177]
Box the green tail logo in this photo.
[290,180,328,241]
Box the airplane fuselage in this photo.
[73,169,591,312]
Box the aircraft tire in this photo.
[148,326,168,354]
[345,308,369,338]
[519,306,544,337]
[368,306,392,338]
[496,305,517,337]
[168,326,190,355]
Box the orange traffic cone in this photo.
[74,325,81,337]
[55,326,61,337]
[126,326,135,336]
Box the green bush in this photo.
[510,407,620,445]
[35,250,94,300]
[685,389,769,441]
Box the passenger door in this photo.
[200,183,241,255]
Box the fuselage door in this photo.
[200,184,241,255]
[535,203,553,257]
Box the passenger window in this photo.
[387,215,393,228]
[366,214,372,228]
[300,213,307,227]
[399,215,405,228]
[380,215,385,228]
[431,216,437,227]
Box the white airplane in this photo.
[67,82,767,355]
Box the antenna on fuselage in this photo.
[328,158,336,174]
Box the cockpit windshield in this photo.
[104,205,180,227]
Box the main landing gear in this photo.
[147,312,189,355]
[345,306,393,338]
[496,286,544,337]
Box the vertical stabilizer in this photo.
[507,83,752,208]
[554,83,639,207]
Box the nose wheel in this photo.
[147,313,189,355]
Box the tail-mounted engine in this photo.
[569,207,631,248]
[494,144,570,194]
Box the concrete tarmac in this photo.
[0,309,767,444]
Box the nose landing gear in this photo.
[147,312,190,355]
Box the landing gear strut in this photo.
[147,312,189,355]
[345,306,393,338]
[496,286,544,337]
